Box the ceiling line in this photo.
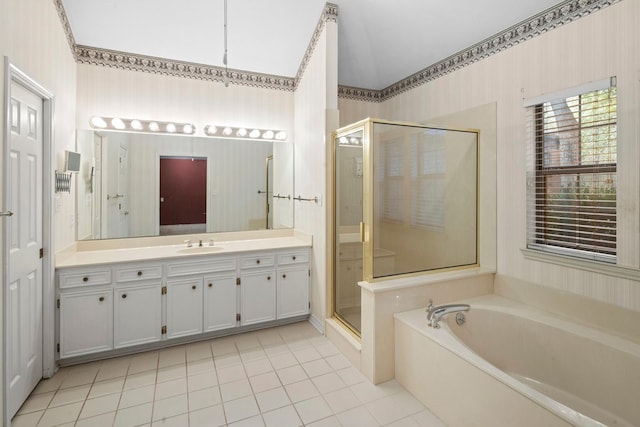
[53,0,620,101]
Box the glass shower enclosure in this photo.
[332,119,479,336]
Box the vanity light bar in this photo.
[89,116,196,135]
[204,125,287,142]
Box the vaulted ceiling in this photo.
[61,0,566,91]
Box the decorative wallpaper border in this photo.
[55,1,337,92]
[295,3,338,83]
[53,0,77,60]
[338,0,622,102]
[55,0,620,98]
[74,45,297,91]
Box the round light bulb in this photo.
[206,126,218,135]
[111,118,125,130]
[236,128,248,137]
[275,131,287,140]
[90,116,107,128]
[183,124,194,134]
[262,130,274,139]
[339,136,348,144]
[149,122,160,132]
[249,129,260,138]
[222,127,233,136]
[166,123,176,133]
[130,120,143,130]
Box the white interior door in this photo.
[7,81,44,419]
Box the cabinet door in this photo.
[59,289,113,358]
[277,267,310,319]
[203,273,238,332]
[166,277,203,339]
[240,269,276,326]
[114,283,162,348]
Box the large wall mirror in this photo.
[75,130,294,240]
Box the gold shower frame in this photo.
[330,118,481,336]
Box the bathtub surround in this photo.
[395,294,640,426]
[360,269,495,384]
[495,275,640,344]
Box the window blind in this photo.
[526,83,617,262]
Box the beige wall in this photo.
[0,0,78,418]
[340,0,640,312]
[294,20,339,329]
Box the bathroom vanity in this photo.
[55,235,311,362]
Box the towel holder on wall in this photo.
[55,171,72,193]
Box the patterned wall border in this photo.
[74,45,297,91]
[295,3,338,83]
[338,0,623,103]
[54,1,337,91]
[53,0,78,60]
[54,0,620,97]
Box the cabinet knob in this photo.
[137,271,143,276]
[208,283,213,288]
[192,285,197,290]
[121,294,127,299]
[267,276,271,281]
[256,259,261,264]
[292,256,296,260]
[282,274,287,279]
[82,277,89,282]
[99,297,104,302]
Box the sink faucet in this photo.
[426,299,470,329]
[199,239,203,247]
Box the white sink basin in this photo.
[176,246,224,254]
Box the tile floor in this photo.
[11,321,446,427]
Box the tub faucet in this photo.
[426,299,470,329]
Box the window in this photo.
[411,132,446,229]
[528,84,617,262]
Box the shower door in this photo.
[333,129,364,334]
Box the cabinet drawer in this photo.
[115,264,162,283]
[277,251,309,266]
[167,257,236,277]
[240,254,275,269]
[58,268,112,289]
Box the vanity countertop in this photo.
[56,235,312,269]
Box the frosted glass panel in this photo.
[372,123,477,277]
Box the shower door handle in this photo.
[0,211,13,217]
[360,222,365,242]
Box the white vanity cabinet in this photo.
[203,273,238,332]
[166,277,204,339]
[113,263,163,349]
[240,268,276,326]
[114,283,162,348]
[165,256,237,338]
[57,267,114,358]
[56,244,310,361]
[276,251,311,319]
[59,287,113,359]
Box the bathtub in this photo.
[394,294,640,427]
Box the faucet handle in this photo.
[426,299,434,314]
[208,239,214,246]
[184,239,192,248]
